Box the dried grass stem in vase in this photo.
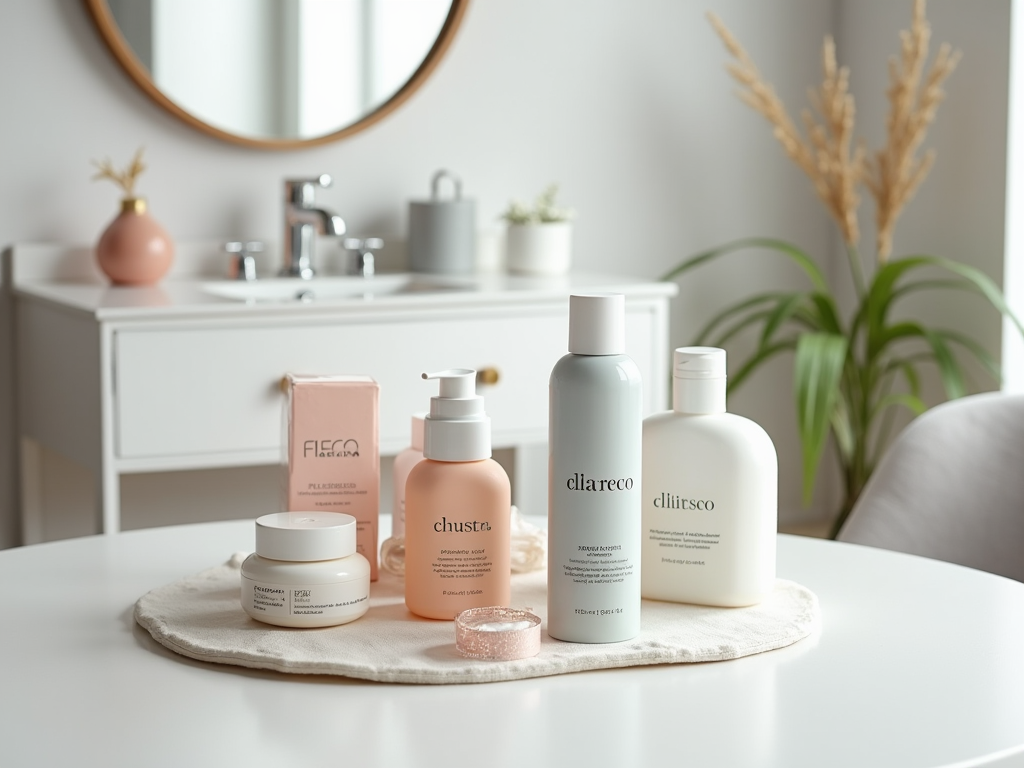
[92,146,146,203]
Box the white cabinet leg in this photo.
[19,437,44,545]
[99,464,120,535]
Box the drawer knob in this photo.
[477,367,500,386]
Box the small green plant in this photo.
[501,184,574,224]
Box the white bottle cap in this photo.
[673,347,727,414]
[410,413,426,452]
[421,369,492,461]
[674,347,727,379]
[254,512,357,562]
[568,294,625,355]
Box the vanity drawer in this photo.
[113,309,576,460]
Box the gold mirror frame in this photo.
[84,0,470,150]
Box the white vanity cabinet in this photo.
[9,244,675,541]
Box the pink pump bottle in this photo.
[405,369,511,620]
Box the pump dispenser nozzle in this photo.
[422,369,476,399]
[421,369,492,461]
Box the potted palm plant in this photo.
[663,0,1022,537]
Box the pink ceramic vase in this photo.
[96,198,175,285]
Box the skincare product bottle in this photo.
[240,512,371,628]
[641,347,777,607]
[380,414,426,576]
[405,369,512,620]
[548,294,643,643]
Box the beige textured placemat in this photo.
[135,554,820,684]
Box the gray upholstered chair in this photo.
[837,391,1024,582]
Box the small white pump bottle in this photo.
[548,294,643,643]
[641,347,777,607]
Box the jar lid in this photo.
[254,512,357,562]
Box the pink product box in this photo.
[285,374,380,581]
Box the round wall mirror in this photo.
[85,0,469,149]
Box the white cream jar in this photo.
[241,512,370,628]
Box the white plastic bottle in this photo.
[641,347,777,607]
[380,414,426,577]
[548,294,643,643]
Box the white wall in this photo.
[0,0,1011,548]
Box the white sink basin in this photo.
[201,274,470,303]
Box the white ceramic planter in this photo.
[505,222,572,276]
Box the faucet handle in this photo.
[225,241,264,253]
[343,237,383,255]
[224,241,263,281]
[286,174,332,206]
[344,237,383,251]
[342,237,383,278]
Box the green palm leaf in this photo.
[868,255,1024,346]
[710,309,776,348]
[760,294,808,347]
[660,237,829,294]
[794,333,849,504]
[933,329,1001,383]
[829,395,855,463]
[729,339,798,392]
[922,329,967,398]
[870,392,928,421]
[867,320,969,399]
[807,292,844,335]
[693,292,787,345]
[891,278,975,301]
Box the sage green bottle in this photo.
[547,294,643,643]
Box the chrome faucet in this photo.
[282,175,346,278]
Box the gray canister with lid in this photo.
[408,170,476,274]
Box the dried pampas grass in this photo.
[92,146,147,198]
[709,0,958,263]
[865,0,960,260]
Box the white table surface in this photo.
[2,521,1023,768]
